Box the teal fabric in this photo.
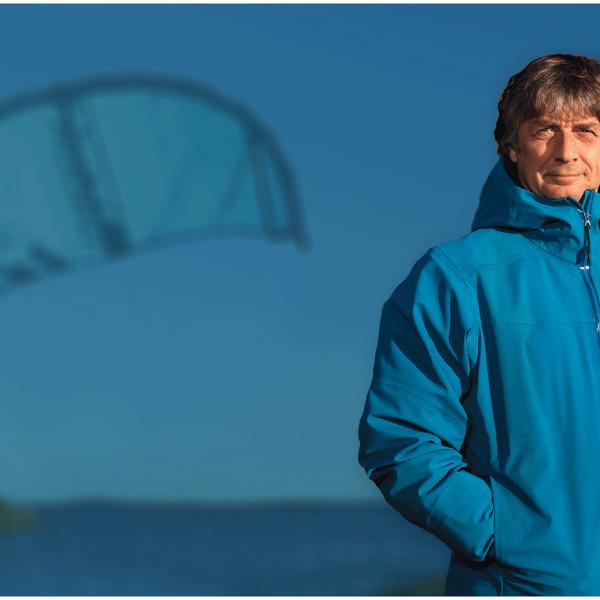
[358,158,600,595]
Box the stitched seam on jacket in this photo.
[371,378,467,430]
[434,246,480,325]
[466,248,548,271]
[465,231,539,270]
[521,234,578,264]
[387,290,469,402]
[433,247,481,373]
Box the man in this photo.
[357,53,600,596]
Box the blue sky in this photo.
[0,4,596,503]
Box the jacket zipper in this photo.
[577,191,600,333]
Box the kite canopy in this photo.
[0,74,309,292]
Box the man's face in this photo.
[508,112,600,202]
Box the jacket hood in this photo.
[471,158,600,265]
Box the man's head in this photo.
[495,54,600,202]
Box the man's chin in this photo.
[538,184,585,201]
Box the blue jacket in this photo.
[358,158,600,595]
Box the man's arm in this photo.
[357,246,495,562]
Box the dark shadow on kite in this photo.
[0,73,310,294]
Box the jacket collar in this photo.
[471,158,600,265]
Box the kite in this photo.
[0,74,309,292]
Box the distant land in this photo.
[0,498,450,595]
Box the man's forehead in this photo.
[526,112,600,126]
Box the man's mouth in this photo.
[545,173,582,184]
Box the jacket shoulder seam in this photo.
[469,249,541,270]
[431,246,480,326]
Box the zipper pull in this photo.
[584,210,592,266]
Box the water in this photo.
[0,499,450,595]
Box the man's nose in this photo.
[554,131,579,162]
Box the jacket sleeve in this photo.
[357,246,495,562]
